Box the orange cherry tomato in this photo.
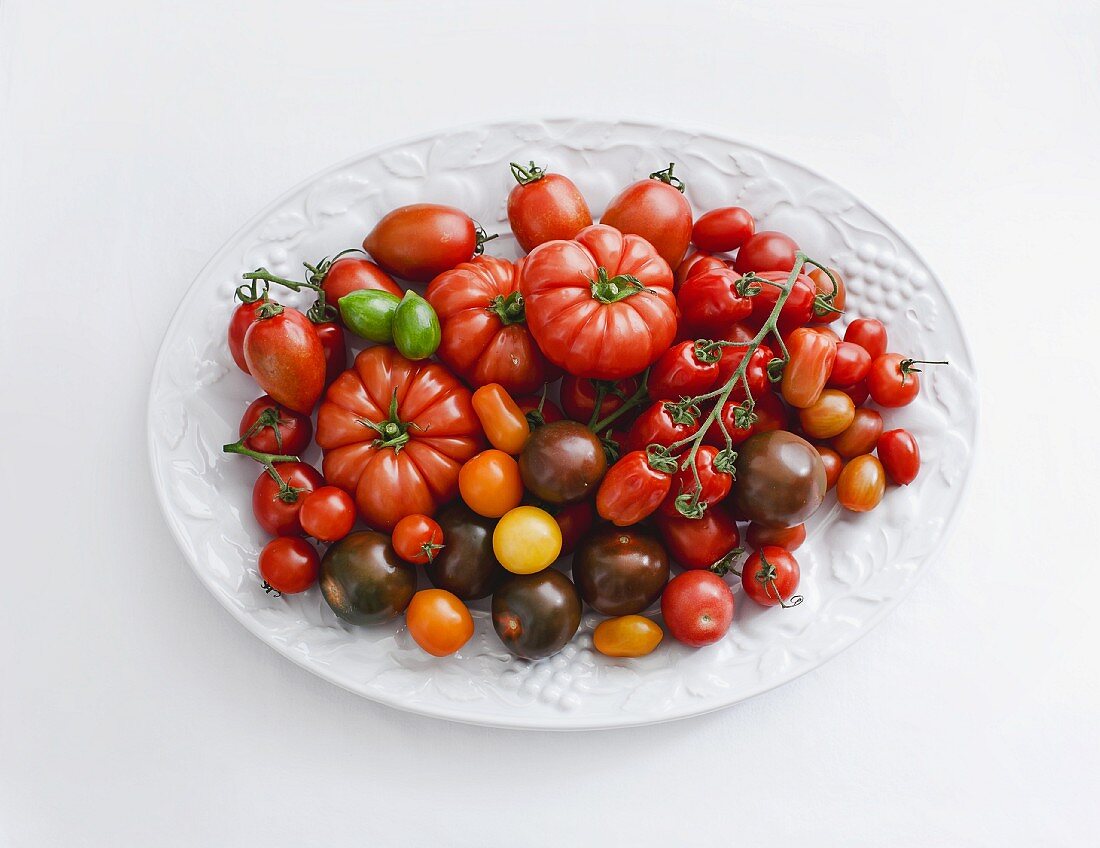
[405,589,474,657]
[781,327,837,409]
[836,454,886,512]
[746,522,806,552]
[458,450,523,518]
[593,615,664,657]
[798,389,856,439]
[815,445,844,490]
[472,383,530,455]
[831,408,884,458]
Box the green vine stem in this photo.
[239,249,366,325]
[358,389,418,452]
[222,438,303,502]
[590,369,651,433]
[755,550,804,609]
[649,163,686,193]
[510,161,547,185]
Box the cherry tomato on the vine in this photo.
[733,231,799,274]
[660,445,733,517]
[243,304,327,414]
[624,401,699,453]
[319,255,403,306]
[596,449,676,526]
[674,252,728,291]
[746,271,817,334]
[691,206,755,254]
[258,536,320,595]
[252,462,325,537]
[655,507,741,571]
[836,454,886,512]
[459,450,524,518]
[472,383,530,455]
[649,341,720,402]
[661,571,735,647]
[741,546,802,608]
[807,267,846,324]
[560,375,638,426]
[299,486,356,543]
[239,395,313,456]
[677,267,752,338]
[406,589,474,657]
[514,393,565,429]
[828,341,873,387]
[392,514,445,565]
[507,162,593,253]
[877,429,921,485]
[844,318,888,359]
[703,399,756,448]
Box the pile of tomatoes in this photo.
[222,159,940,662]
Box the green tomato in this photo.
[392,290,441,360]
[338,290,401,343]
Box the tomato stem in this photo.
[473,223,498,256]
[590,368,650,433]
[487,291,527,326]
[649,163,686,193]
[222,439,303,499]
[359,389,416,452]
[510,161,546,185]
[589,267,652,304]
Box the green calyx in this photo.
[510,161,547,185]
[360,390,416,452]
[488,291,527,326]
[589,267,650,304]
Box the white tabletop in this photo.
[2,1,1097,845]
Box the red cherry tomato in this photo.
[752,392,790,434]
[844,318,888,359]
[746,523,806,552]
[807,267,846,324]
[691,207,754,254]
[320,255,402,306]
[741,546,802,608]
[596,450,676,526]
[703,400,756,448]
[601,164,693,267]
[299,486,357,543]
[746,271,816,334]
[239,395,313,456]
[312,320,347,385]
[712,323,774,398]
[781,327,837,409]
[242,304,327,414]
[815,446,843,490]
[649,341,720,402]
[877,429,921,485]
[392,514,446,564]
[228,299,264,374]
[624,401,699,453]
[677,267,753,338]
[867,354,939,407]
[661,571,735,647]
[828,341,873,387]
[514,393,565,428]
[674,252,728,291]
[832,408,884,458]
[660,445,733,517]
[654,507,741,571]
[553,500,595,555]
[252,462,325,536]
[258,536,320,595]
[837,380,870,406]
[560,375,638,425]
[733,231,798,274]
[363,204,484,282]
[507,162,593,253]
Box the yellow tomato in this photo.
[493,506,562,574]
[458,450,523,518]
[593,615,663,657]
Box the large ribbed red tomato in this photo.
[316,347,484,531]
[425,256,557,394]
[518,224,678,380]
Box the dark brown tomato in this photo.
[732,430,827,529]
[492,570,582,660]
[573,527,670,616]
[519,420,608,505]
[319,531,417,625]
[424,502,507,600]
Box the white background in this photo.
[2,1,1098,845]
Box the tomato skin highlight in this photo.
[877,429,921,485]
[298,486,357,543]
[596,450,674,526]
[363,203,480,282]
[252,462,325,537]
[243,306,327,414]
[661,571,735,647]
[258,537,320,595]
[601,173,693,267]
[472,383,530,455]
[692,206,755,254]
[836,454,886,512]
[238,395,313,456]
[593,615,663,658]
[406,589,474,657]
[507,167,593,253]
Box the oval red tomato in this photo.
[242,304,327,414]
[507,162,593,252]
[733,231,799,274]
[648,341,719,402]
[596,449,676,526]
[320,255,403,306]
[877,428,921,485]
[691,207,754,254]
[677,267,752,338]
[624,401,699,454]
[601,165,693,267]
[364,204,483,282]
[660,445,733,518]
[654,507,741,571]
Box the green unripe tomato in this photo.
[338,289,401,343]
[392,290,441,360]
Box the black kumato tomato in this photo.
[732,430,827,529]
[319,532,416,625]
[491,569,582,660]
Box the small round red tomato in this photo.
[319,255,402,306]
[472,383,530,455]
[703,399,756,448]
[867,354,939,407]
[677,267,753,338]
[741,546,802,608]
[406,589,474,657]
[507,162,593,252]
[311,320,347,385]
[363,204,486,282]
[514,393,565,428]
[837,454,886,512]
[552,499,595,555]
[239,396,313,456]
[661,571,734,647]
[649,341,720,402]
[713,323,772,397]
[878,429,921,485]
[747,522,806,552]
[692,206,754,254]
[798,389,856,439]
[831,408,883,458]
[560,375,638,425]
[655,507,741,571]
[258,536,320,595]
[733,231,799,274]
[243,304,327,414]
[828,341,873,387]
[252,462,325,537]
[781,327,837,409]
[746,271,817,334]
[624,401,699,453]
[660,445,733,517]
[807,267,846,324]
[459,450,524,518]
[674,252,727,290]
[752,392,791,434]
[844,318,888,359]
[815,446,843,490]
[601,164,693,267]
[392,514,445,564]
[596,449,676,526]
[228,299,264,374]
[299,486,356,543]
[838,380,870,406]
